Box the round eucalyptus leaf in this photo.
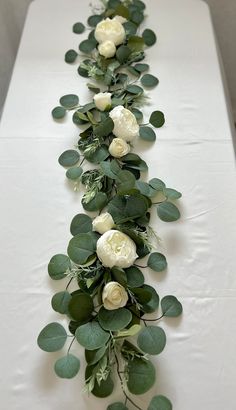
[48,254,71,280]
[149,111,165,128]
[139,126,156,141]
[79,39,97,53]
[130,10,144,25]
[126,84,143,94]
[37,323,67,352]
[142,284,159,313]
[132,288,152,305]
[73,22,85,34]
[123,21,137,36]
[116,170,136,193]
[127,358,156,394]
[137,326,166,355]
[163,188,182,199]
[157,202,180,222]
[161,295,183,317]
[82,192,108,212]
[133,0,146,10]
[66,166,83,181]
[68,293,94,322]
[54,354,80,379]
[111,267,127,287]
[65,49,78,63]
[67,233,96,264]
[148,252,167,272]
[107,403,128,410]
[149,178,165,191]
[85,345,107,365]
[51,291,72,314]
[148,395,172,410]
[51,106,66,119]
[87,14,103,27]
[92,375,114,398]
[58,150,80,167]
[132,108,143,121]
[116,45,131,63]
[134,63,149,72]
[60,94,79,109]
[76,321,110,350]
[141,74,159,87]
[95,117,114,137]
[98,307,132,331]
[142,28,157,46]
[126,266,144,288]
[70,213,92,236]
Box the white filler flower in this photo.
[95,17,125,46]
[109,105,139,141]
[92,212,114,234]
[94,92,112,111]
[98,40,116,58]
[102,281,129,310]
[96,229,138,268]
[108,138,130,158]
[113,15,127,24]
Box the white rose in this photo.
[113,15,127,24]
[96,229,138,268]
[109,138,130,158]
[95,18,125,46]
[102,281,128,310]
[92,212,114,234]
[94,92,112,111]
[109,105,139,142]
[98,40,116,58]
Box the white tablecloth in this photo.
[0,0,236,409]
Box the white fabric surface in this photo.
[0,0,236,409]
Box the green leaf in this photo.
[54,354,80,379]
[98,307,132,331]
[48,254,71,280]
[148,395,172,410]
[51,106,66,119]
[100,161,117,179]
[85,345,107,365]
[87,83,100,93]
[65,49,78,63]
[141,284,159,313]
[111,267,127,287]
[115,3,130,18]
[130,10,144,25]
[116,170,136,193]
[163,188,182,199]
[142,28,157,46]
[132,288,152,304]
[51,291,72,314]
[132,108,143,122]
[58,150,80,167]
[59,94,79,109]
[148,252,167,272]
[92,375,114,398]
[157,202,180,222]
[79,39,97,53]
[116,45,132,63]
[76,321,110,350]
[73,22,85,34]
[134,63,149,72]
[136,180,156,197]
[123,21,137,36]
[37,323,67,352]
[82,192,108,212]
[161,295,183,317]
[128,36,145,52]
[141,74,159,88]
[68,293,94,322]
[149,178,165,191]
[117,324,141,338]
[107,403,128,410]
[126,266,144,287]
[70,213,92,236]
[149,111,165,128]
[87,14,103,27]
[95,117,114,137]
[126,84,143,94]
[66,166,83,181]
[108,193,148,223]
[127,358,156,394]
[67,233,96,264]
[137,326,166,355]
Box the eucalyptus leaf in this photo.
[98,307,132,331]
[137,326,166,355]
[134,63,149,72]
[107,403,128,410]
[95,117,114,137]
[142,28,157,46]
[141,74,159,87]
[139,126,156,141]
[116,45,132,63]
[68,293,94,322]
[60,94,79,109]
[148,252,167,272]
[67,233,96,264]
[79,39,97,53]
[126,84,143,94]
[148,395,172,410]
[37,323,67,352]
[128,36,145,52]
[66,166,83,181]
[70,213,92,236]
[85,345,107,365]
[52,106,66,119]
[127,358,156,394]
[142,284,159,313]
[163,188,182,199]
[149,178,166,191]
[65,49,78,63]
[58,150,80,167]
[92,375,114,398]
[87,15,103,27]
[126,266,144,288]
[149,111,165,128]
[76,321,110,350]
[73,22,85,34]
[157,202,180,222]
[51,291,72,314]
[54,354,80,379]
[48,254,71,280]
[161,295,183,317]
[82,192,108,212]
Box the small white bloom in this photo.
[102,281,129,310]
[113,15,127,24]
[94,92,112,111]
[98,40,116,58]
[92,212,114,234]
[95,17,125,46]
[109,138,130,158]
[96,229,138,268]
[109,105,139,142]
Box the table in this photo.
[0,0,236,409]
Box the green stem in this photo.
[67,336,75,354]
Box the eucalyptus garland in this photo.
[38,1,183,409]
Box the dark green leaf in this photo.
[87,15,103,27]
[85,345,107,365]
[60,94,79,108]
[163,188,182,199]
[157,202,180,222]
[92,375,114,398]
[141,284,159,313]
[126,84,143,94]
[148,395,172,410]
[149,111,165,128]
[142,28,157,46]
[116,170,136,193]
[111,267,127,287]
[79,39,97,53]
[116,45,132,63]
[51,291,72,314]
[141,74,159,87]
[139,126,156,141]
[132,288,152,304]
[51,106,66,119]
[82,192,108,212]
[136,180,156,197]
[65,49,78,63]
[37,323,67,352]
[107,404,128,410]
[67,233,96,264]
[148,252,167,272]
[48,254,71,280]
[161,295,183,317]
[54,354,80,378]
[70,213,92,236]
[98,307,132,331]
[130,10,144,25]
[137,326,166,355]
[66,167,82,181]
[68,293,94,321]
[95,117,114,137]
[134,63,149,72]
[123,21,137,36]
[127,358,156,394]
[58,150,80,167]
[128,36,145,52]
[131,108,143,121]
[76,321,110,350]
[73,22,85,34]
[126,266,144,288]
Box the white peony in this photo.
[102,281,128,310]
[109,105,139,142]
[98,40,116,58]
[94,92,112,111]
[95,18,125,46]
[113,15,127,24]
[96,229,138,268]
[109,138,130,158]
[92,212,114,234]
